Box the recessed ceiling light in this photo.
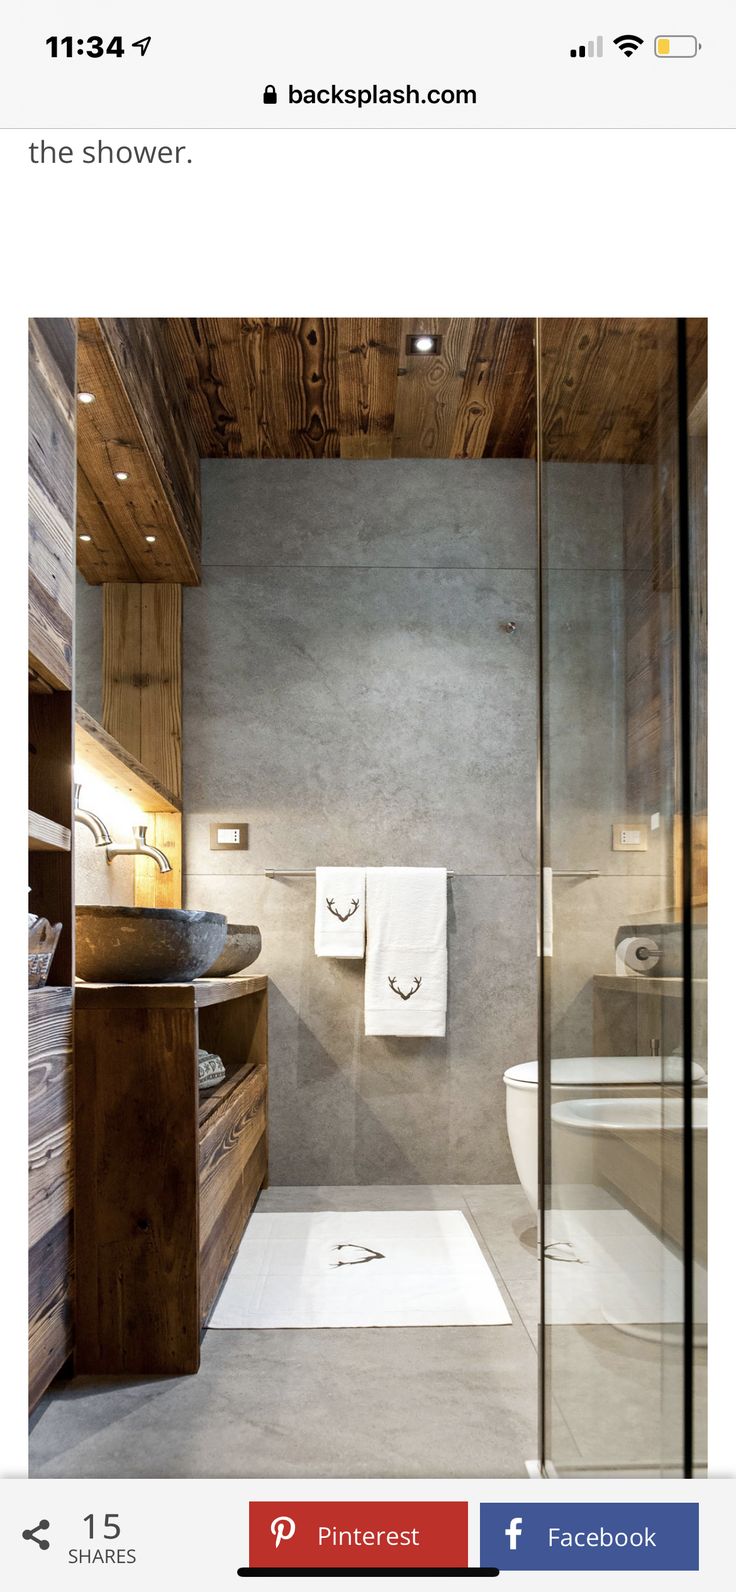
[79,534,92,542]
[77,391,96,404]
[407,333,441,356]
[145,535,156,543]
[114,471,129,481]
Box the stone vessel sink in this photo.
[76,906,227,984]
[204,923,262,977]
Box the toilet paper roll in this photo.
[615,935,661,977]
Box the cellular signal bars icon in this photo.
[571,36,604,58]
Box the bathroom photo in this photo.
[27,316,707,1479]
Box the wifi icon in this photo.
[614,34,644,56]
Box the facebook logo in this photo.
[481,1503,699,1571]
[504,1517,523,1551]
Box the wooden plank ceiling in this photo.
[161,316,536,462]
[161,315,689,466]
[76,316,704,583]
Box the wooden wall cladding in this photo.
[162,316,538,462]
[29,988,74,1410]
[28,318,76,688]
[76,318,201,585]
[101,583,182,799]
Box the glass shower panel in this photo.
[537,319,705,1477]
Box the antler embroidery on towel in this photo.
[326,896,360,923]
[388,975,422,1001]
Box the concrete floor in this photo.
[30,1184,545,1479]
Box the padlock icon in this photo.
[263,84,278,105]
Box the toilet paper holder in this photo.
[615,934,662,977]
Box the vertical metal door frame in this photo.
[677,317,695,1478]
[534,318,549,1473]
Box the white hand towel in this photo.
[315,868,366,957]
[365,868,447,1037]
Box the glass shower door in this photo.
[537,319,707,1476]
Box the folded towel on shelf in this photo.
[365,867,448,1036]
[315,867,366,957]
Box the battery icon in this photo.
[654,35,701,57]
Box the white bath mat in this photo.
[208,1209,512,1329]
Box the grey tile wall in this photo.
[185,459,539,1183]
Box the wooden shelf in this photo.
[29,810,72,853]
[75,705,182,814]
[75,975,268,1009]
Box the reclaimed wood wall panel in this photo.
[102,583,182,799]
[29,988,73,1409]
[76,318,201,585]
[28,318,76,688]
[132,810,182,910]
[140,585,182,798]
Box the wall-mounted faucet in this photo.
[74,782,112,847]
[106,824,172,874]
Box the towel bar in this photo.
[262,868,599,879]
[264,868,456,879]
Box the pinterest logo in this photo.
[271,1515,296,1549]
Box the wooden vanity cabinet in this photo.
[74,976,268,1376]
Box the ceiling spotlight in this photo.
[407,333,441,356]
[77,391,96,404]
[79,534,92,542]
[114,471,129,481]
[145,535,157,543]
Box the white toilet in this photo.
[504,1056,707,1209]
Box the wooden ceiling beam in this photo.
[76,318,201,584]
[76,463,138,582]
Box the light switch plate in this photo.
[209,822,249,851]
[612,820,648,852]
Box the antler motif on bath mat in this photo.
[388,975,422,1000]
[325,896,360,922]
[330,1243,385,1268]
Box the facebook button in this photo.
[480,1503,699,1571]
